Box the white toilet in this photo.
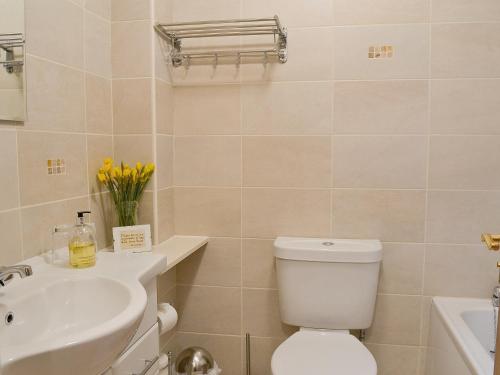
[271,237,383,375]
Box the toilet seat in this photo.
[271,329,377,375]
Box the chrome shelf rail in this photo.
[0,33,25,74]
[155,16,287,67]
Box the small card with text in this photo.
[112,224,152,253]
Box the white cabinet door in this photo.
[111,323,160,375]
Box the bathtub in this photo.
[426,297,496,375]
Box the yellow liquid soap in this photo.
[69,241,96,268]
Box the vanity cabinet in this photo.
[104,278,160,375]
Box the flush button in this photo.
[322,242,335,246]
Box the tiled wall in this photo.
[109,0,176,348]
[110,0,174,245]
[0,0,114,263]
[168,0,500,374]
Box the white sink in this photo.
[0,274,146,375]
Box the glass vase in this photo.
[116,201,139,227]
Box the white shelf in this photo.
[153,235,209,272]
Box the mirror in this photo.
[0,0,25,122]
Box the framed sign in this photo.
[112,224,152,253]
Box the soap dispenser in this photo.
[68,211,97,268]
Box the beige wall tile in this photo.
[86,0,111,20]
[0,130,19,211]
[333,190,426,242]
[333,80,429,135]
[158,267,176,299]
[0,210,23,264]
[156,80,173,135]
[246,337,284,375]
[155,0,173,23]
[366,343,421,375]
[157,135,173,189]
[21,197,89,258]
[174,85,241,135]
[111,0,150,21]
[87,135,113,194]
[242,0,334,27]
[157,188,174,243]
[138,190,154,226]
[432,0,500,22]
[243,188,331,238]
[176,333,242,375]
[112,78,152,134]
[427,191,500,244]
[333,136,427,189]
[174,136,241,187]
[85,11,111,79]
[177,238,241,287]
[243,288,297,338]
[430,79,500,135]
[86,74,112,134]
[112,20,152,78]
[174,187,241,237]
[26,56,85,132]
[420,296,432,347]
[334,0,429,25]
[114,135,153,164]
[424,244,498,298]
[242,28,334,82]
[334,25,429,80]
[243,239,277,289]
[366,294,422,345]
[379,243,424,295]
[242,82,333,135]
[431,23,500,78]
[243,136,331,188]
[172,0,240,22]
[429,136,500,190]
[177,285,241,334]
[25,0,83,68]
[18,132,88,206]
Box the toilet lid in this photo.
[271,330,377,375]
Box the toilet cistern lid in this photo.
[274,237,382,263]
[271,330,377,375]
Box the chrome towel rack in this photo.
[0,33,25,74]
[154,16,288,67]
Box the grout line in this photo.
[418,6,434,368]
[14,131,24,260]
[25,53,111,81]
[150,0,159,245]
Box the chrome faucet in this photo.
[0,265,33,287]
[493,286,500,308]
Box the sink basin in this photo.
[0,275,146,375]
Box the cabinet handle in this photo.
[131,356,159,375]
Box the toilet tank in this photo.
[274,237,382,330]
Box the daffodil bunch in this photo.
[97,158,155,226]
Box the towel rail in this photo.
[155,16,287,67]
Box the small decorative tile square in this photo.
[47,159,66,175]
[368,45,394,59]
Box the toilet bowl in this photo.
[271,329,376,375]
[272,237,383,375]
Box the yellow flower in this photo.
[144,163,155,175]
[136,162,143,171]
[131,168,138,182]
[97,173,107,183]
[104,157,113,166]
[103,163,112,172]
[111,166,122,178]
[123,167,131,177]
